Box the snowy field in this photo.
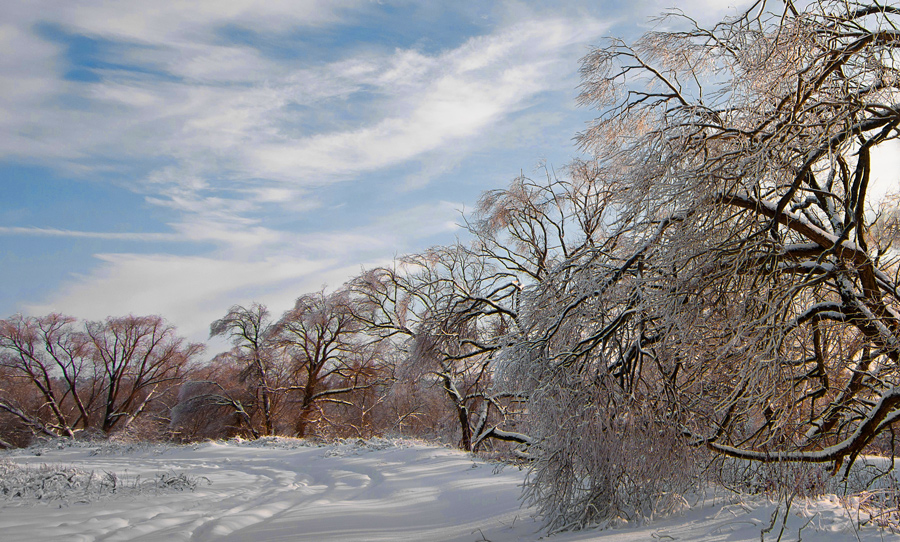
[0,438,895,541]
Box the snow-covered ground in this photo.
[0,438,894,541]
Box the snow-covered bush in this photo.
[0,459,208,505]
[520,374,700,531]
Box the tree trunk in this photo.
[294,385,317,438]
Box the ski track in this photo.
[0,440,893,542]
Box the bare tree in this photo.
[0,313,199,441]
[469,162,613,286]
[86,315,201,434]
[0,314,93,437]
[275,289,387,438]
[353,246,530,452]
[170,376,261,440]
[210,303,280,436]
[503,0,900,529]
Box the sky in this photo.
[0,0,786,348]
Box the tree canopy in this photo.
[502,0,900,529]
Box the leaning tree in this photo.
[353,246,530,452]
[509,0,900,530]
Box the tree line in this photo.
[3,0,900,530]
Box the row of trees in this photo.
[0,275,532,451]
[2,0,899,531]
[201,292,389,440]
[193,255,535,450]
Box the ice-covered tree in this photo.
[210,303,281,436]
[507,0,900,529]
[275,289,388,438]
[352,248,530,452]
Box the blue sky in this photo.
[0,0,766,346]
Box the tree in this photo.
[314,339,396,439]
[0,313,200,441]
[505,0,900,529]
[85,315,202,434]
[469,162,613,286]
[0,365,35,447]
[210,303,281,436]
[170,369,261,441]
[0,314,91,438]
[275,289,387,438]
[353,246,530,452]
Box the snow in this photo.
[0,438,895,541]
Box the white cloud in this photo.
[170,220,288,253]
[18,196,466,346]
[0,227,182,242]
[3,2,613,347]
[373,201,464,241]
[245,18,608,181]
[47,0,363,43]
[25,253,341,343]
[1,7,609,190]
[0,24,58,104]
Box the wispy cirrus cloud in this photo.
[2,5,609,233]
[15,197,466,340]
[23,253,344,337]
[245,18,608,181]
[0,227,183,242]
[4,1,757,345]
